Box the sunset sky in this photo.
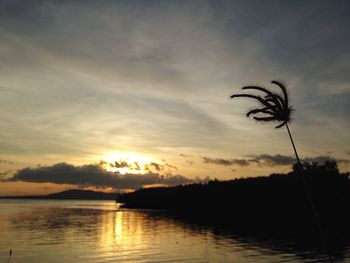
[0,0,349,195]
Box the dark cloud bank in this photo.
[3,155,348,190]
[203,154,349,167]
[5,163,206,190]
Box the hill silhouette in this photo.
[1,189,119,200]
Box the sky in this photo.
[0,0,349,195]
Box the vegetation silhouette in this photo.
[118,161,349,218]
[118,161,350,259]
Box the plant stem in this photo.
[285,123,333,263]
[285,123,301,165]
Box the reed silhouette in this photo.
[230,81,300,166]
[230,80,333,262]
[230,80,293,128]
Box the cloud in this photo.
[106,160,177,173]
[145,162,162,172]
[5,162,198,190]
[179,154,194,165]
[0,0,349,179]
[163,162,178,171]
[0,170,12,177]
[109,161,130,169]
[203,154,349,168]
[303,156,350,165]
[143,161,178,173]
[185,160,194,165]
[0,159,15,165]
[248,154,295,167]
[179,153,192,158]
[0,0,231,157]
[203,157,250,167]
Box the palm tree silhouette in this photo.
[230,80,332,262]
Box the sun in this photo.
[102,152,154,174]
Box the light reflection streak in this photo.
[0,200,338,262]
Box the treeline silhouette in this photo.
[118,161,350,230]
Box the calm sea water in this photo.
[0,199,348,263]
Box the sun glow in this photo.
[103,152,155,174]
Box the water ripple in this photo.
[0,199,348,262]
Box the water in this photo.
[0,199,348,263]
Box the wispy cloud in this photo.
[0,0,349,185]
[179,154,192,158]
[0,159,15,165]
[0,170,12,177]
[179,154,195,165]
[185,160,194,165]
[144,162,177,173]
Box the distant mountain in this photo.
[45,189,119,200]
[1,189,119,200]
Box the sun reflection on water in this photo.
[0,200,339,263]
[115,211,123,242]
